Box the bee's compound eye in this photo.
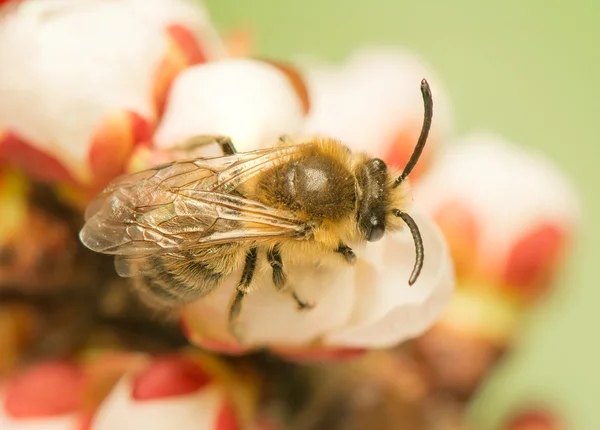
[367,215,385,242]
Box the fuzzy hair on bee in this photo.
[79,79,433,335]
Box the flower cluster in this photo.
[0,0,456,357]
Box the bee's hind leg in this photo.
[228,247,258,340]
[267,244,314,310]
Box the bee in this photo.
[80,79,433,333]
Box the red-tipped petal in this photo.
[168,24,208,65]
[129,111,154,147]
[131,355,212,401]
[154,25,209,115]
[4,361,83,418]
[503,224,567,301]
[0,132,76,184]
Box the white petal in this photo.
[91,374,224,430]
[154,60,306,153]
[324,213,454,348]
[0,417,77,430]
[302,47,452,154]
[185,254,356,346]
[416,132,581,269]
[0,0,212,180]
[126,0,227,59]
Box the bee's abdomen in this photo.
[257,154,356,220]
[133,254,227,309]
[138,275,188,306]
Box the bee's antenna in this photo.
[392,209,423,286]
[393,79,433,188]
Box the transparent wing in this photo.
[80,144,310,258]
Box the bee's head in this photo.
[356,78,433,285]
[356,157,389,242]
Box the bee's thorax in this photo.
[253,142,356,222]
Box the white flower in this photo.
[0,0,224,183]
[162,58,454,352]
[154,59,307,153]
[416,132,580,293]
[183,212,453,350]
[91,377,227,430]
[0,354,252,430]
[301,47,452,177]
[90,355,242,430]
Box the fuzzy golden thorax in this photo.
[244,138,412,250]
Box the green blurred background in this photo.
[203,1,599,428]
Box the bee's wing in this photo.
[80,144,309,258]
[85,144,297,220]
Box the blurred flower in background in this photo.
[411,133,580,398]
[499,407,564,430]
[0,351,258,430]
[417,133,579,301]
[302,48,452,179]
[0,360,87,429]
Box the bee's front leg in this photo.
[214,136,237,155]
[335,242,356,264]
[172,135,237,156]
[267,244,314,310]
[228,247,258,339]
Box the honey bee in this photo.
[80,79,433,332]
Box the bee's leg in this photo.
[214,136,237,155]
[335,242,357,264]
[172,135,237,155]
[228,247,258,336]
[267,244,314,310]
[277,135,295,146]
